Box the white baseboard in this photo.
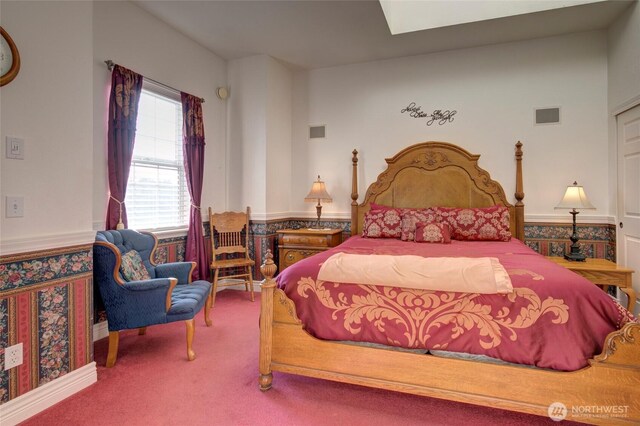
[0,362,97,426]
[93,321,109,342]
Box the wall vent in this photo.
[535,107,560,125]
[309,125,326,139]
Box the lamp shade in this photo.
[555,181,595,210]
[304,175,332,203]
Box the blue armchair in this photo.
[94,230,212,367]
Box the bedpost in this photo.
[259,249,277,391]
[514,141,525,241]
[351,149,359,237]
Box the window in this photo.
[125,84,189,230]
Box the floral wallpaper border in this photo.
[0,246,92,293]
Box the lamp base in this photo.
[564,251,586,262]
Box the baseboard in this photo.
[93,321,109,342]
[0,362,97,426]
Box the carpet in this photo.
[22,290,573,425]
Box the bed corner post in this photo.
[259,249,277,391]
[514,141,525,241]
[351,149,359,237]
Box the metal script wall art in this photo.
[401,102,457,126]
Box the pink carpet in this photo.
[22,290,574,425]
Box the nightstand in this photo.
[546,257,636,311]
[277,228,342,271]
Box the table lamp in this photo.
[555,181,595,261]
[305,175,332,229]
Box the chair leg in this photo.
[248,266,255,302]
[186,319,196,361]
[204,288,213,327]
[106,331,119,368]
[138,327,147,335]
[211,268,219,308]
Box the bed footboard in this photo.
[258,253,640,424]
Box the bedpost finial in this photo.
[260,249,277,281]
[352,149,358,163]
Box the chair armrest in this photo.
[155,262,196,284]
[122,278,173,291]
[121,277,178,312]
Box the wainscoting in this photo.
[0,245,94,405]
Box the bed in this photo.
[258,141,640,424]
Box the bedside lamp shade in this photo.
[555,182,595,210]
[305,175,332,228]
[555,181,595,261]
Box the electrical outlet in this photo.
[4,343,23,370]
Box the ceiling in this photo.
[134,0,634,70]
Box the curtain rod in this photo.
[105,60,205,103]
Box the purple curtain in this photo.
[105,65,143,230]
[181,92,208,281]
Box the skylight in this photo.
[379,0,607,35]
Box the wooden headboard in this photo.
[350,141,525,240]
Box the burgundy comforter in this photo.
[276,236,634,371]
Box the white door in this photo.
[617,104,640,315]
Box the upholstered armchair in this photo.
[94,229,212,367]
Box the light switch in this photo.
[6,136,24,160]
[6,196,24,218]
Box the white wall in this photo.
[291,31,610,222]
[266,58,293,216]
[227,55,293,218]
[607,1,640,216]
[227,55,268,214]
[92,1,227,230]
[0,1,95,253]
[608,1,640,112]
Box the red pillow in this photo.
[362,208,403,238]
[415,222,451,243]
[434,206,511,241]
[400,208,438,241]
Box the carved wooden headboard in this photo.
[350,141,525,240]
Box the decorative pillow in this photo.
[415,222,452,243]
[362,208,403,238]
[434,206,511,241]
[400,208,438,241]
[119,250,151,281]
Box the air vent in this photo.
[535,107,560,125]
[309,125,326,139]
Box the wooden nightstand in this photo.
[277,228,342,272]
[546,257,636,311]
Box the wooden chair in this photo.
[208,206,255,304]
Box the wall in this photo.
[0,1,94,251]
[607,1,640,215]
[227,55,292,218]
[290,31,611,224]
[265,58,293,217]
[92,0,228,229]
[227,55,268,213]
[0,0,95,408]
[608,1,640,112]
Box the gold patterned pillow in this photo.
[362,208,403,238]
[414,222,452,244]
[119,250,151,281]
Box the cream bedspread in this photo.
[317,253,513,294]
